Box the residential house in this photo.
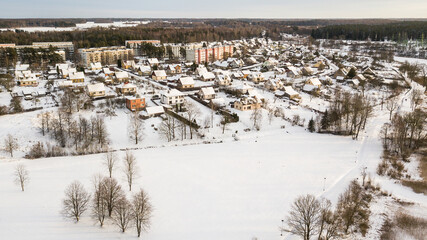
[198,87,216,100]
[90,62,102,71]
[19,74,38,87]
[161,89,185,106]
[69,72,85,83]
[87,83,105,98]
[201,71,215,81]
[116,83,137,95]
[215,74,232,86]
[147,58,159,67]
[264,79,284,91]
[287,66,302,78]
[302,66,314,76]
[126,96,145,111]
[122,60,135,69]
[249,72,265,83]
[146,106,165,117]
[152,70,167,81]
[283,86,301,102]
[136,65,151,76]
[178,77,195,89]
[234,96,262,111]
[115,71,129,83]
[333,68,349,78]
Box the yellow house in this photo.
[69,72,85,83]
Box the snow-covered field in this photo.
[0,122,363,240]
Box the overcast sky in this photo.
[1,0,427,18]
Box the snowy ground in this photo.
[0,117,366,240]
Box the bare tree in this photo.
[185,101,201,139]
[112,197,133,233]
[91,175,108,227]
[158,115,175,142]
[282,194,321,240]
[386,98,398,120]
[128,111,143,144]
[267,106,275,125]
[410,89,423,110]
[14,164,29,192]
[102,177,124,217]
[62,181,91,222]
[104,151,118,178]
[220,115,229,134]
[4,134,18,157]
[123,151,139,191]
[250,107,263,131]
[132,189,153,237]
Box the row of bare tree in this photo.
[322,90,373,139]
[62,150,151,237]
[38,110,109,152]
[381,109,426,159]
[283,179,372,240]
[62,180,152,237]
[158,101,201,142]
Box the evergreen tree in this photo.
[308,118,315,133]
[321,110,330,130]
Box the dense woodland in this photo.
[0,24,268,48]
[311,21,427,42]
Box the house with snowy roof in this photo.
[116,83,137,95]
[69,72,85,83]
[198,87,216,100]
[201,72,215,81]
[152,70,167,81]
[161,89,185,106]
[87,83,105,97]
[178,77,195,89]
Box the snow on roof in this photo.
[179,76,195,85]
[137,65,151,72]
[118,83,137,89]
[69,72,85,80]
[115,71,129,79]
[200,87,215,96]
[56,63,69,70]
[303,84,317,92]
[146,106,165,115]
[211,97,225,106]
[163,89,184,97]
[15,64,30,71]
[147,58,159,64]
[308,78,321,86]
[202,72,215,80]
[87,83,105,92]
[103,68,113,74]
[153,70,167,77]
[284,86,299,96]
[90,62,102,68]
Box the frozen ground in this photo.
[0,121,363,240]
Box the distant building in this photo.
[78,46,134,67]
[186,45,234,64]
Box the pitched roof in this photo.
[87,83,105,92]
[200,87,216,96]
[179,76,195,85]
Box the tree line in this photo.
[311,21,427,42]
[319,90,372,139]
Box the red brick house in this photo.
[126,96,146,111]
